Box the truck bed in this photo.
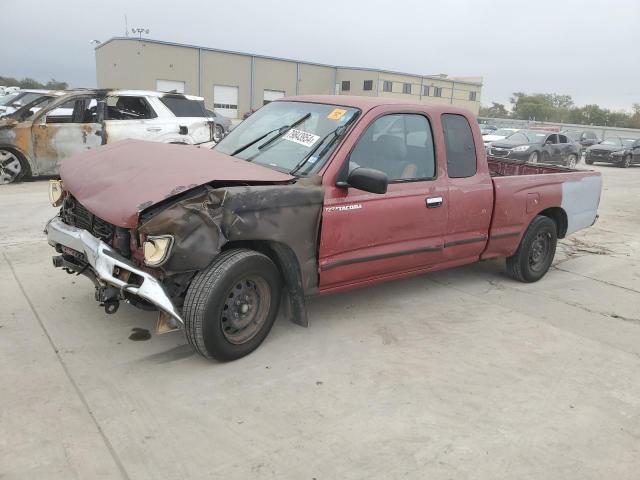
[487,156,572,176]
[482,156,602,260]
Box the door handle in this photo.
[146,127,162,132]
[426,196,443,208]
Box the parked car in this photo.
[562,130,599,152]
[205,109,232,141]
[479,124,497,135]
[45,95,602,361]
[482,127,520,147]
[488,130,581,167]
[585,137,637,167]
[0,89,54,117]
[0,89,215,184]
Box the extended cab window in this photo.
[442,114,477,178]
[107,96,156,120]
[159,96,207,117]
[350,114,436,181]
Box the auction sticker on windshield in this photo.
[283,128,320,147]
[327,108,347,120]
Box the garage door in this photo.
[156,79,185,93]
[213,85,239,119]
[263,89,285,105]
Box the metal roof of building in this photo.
[96,37,483,87]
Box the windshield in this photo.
[215,101,359,174]
[505,131,547,143]
[601,138,622,146]
[0,92,20,106]
[493,128,517,136]
[10,95,57,121]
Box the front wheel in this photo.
[528,151,539,163]
[585,157,594,165]
[0,148,29,184]
[183,249,282,361]
[506,215,557,283]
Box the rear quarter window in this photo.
[442,114,477,178]
[160,96,207,117]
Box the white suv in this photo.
[0,89,215,183]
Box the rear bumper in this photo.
[46,216,184,324]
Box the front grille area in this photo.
[589,149,610,156]
[490,147,510,157]
[60,196,131,257]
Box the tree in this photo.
[479,102,509,118]
[0,75,68,90]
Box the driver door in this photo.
[31,96,103,175]
[319,111,449,290]
[542,134,561,163]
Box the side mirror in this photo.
[344,167,388,194]
[545,140,553,145]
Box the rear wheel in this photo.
[528,151,539,163]
[619,155,631,168]
[183,249,282,361]
[506,215,557,283]
[0,148,29,184]
[565,154,578,168]
[213,125,224,142]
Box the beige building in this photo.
[95,37,482,118]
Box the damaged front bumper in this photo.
[46,216,184,325]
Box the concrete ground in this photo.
[1,163,640,479]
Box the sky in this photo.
[1,0,639,111]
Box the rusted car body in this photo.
[0,89,214,183]
[45,95,602,361]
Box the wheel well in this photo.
[221,240,309,326]
[538,207,567,238]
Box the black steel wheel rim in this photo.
[220,275,271,345]
[529,231,551,272]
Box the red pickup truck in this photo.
[46,95,602,361]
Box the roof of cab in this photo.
[279,94,474,115]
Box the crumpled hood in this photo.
[60,139,294,228]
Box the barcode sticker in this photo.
[283,128,320,148]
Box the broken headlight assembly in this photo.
[143,235,174,267]
[48,179,65,207]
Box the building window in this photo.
[422,85,430,97]
[363,80,373,91]
[341,81,351,92]
[402,83,412,94]
[433,87,443,97]
[469,91,477,101]
[383,80,392,92]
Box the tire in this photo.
[528,151,539,163]
[506,215,557,283]
[213,125,224,142]
[0,148,29,184]
[619,155,631,168]
[585,157,594,165]
[565,154,578,169]
[183,249,282,361]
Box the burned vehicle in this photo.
[0,89,214,184]
[46,96,602,361]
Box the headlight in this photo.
[512,145,530,152]
[143,235,174,267]
[48,179,65,207]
